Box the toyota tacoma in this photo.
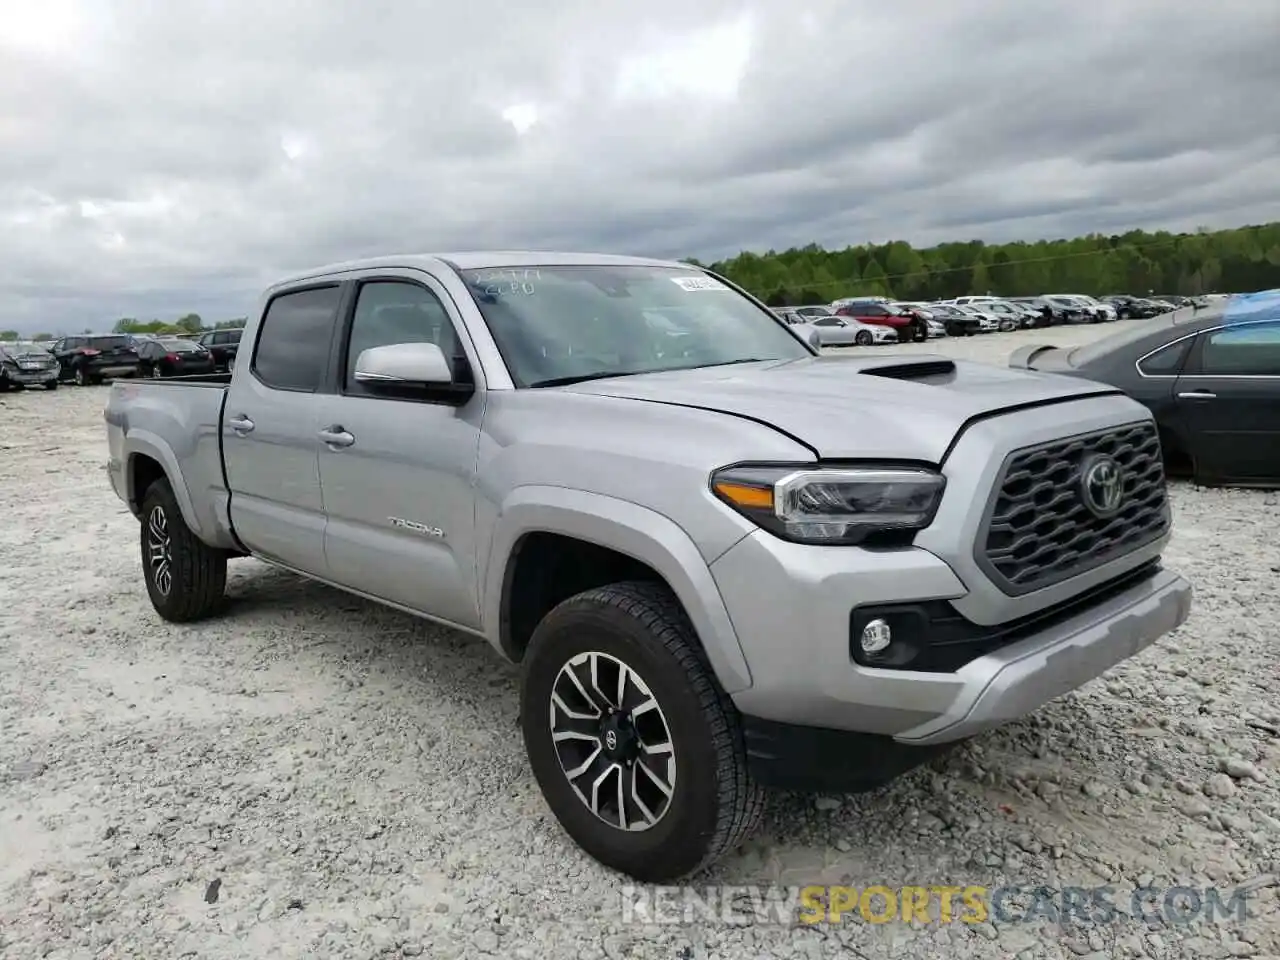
[104,252,1192,881]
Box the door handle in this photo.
[228,414,255,433]
[1177,391,1217,399]
[318,426,355,448]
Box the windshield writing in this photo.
[459,265,812,387]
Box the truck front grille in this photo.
[977,421,1169,595]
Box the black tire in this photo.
[520,581,766,882]
[73,365,88,386]
[854,330,873,346]
[44,381,57,391]
[140,478,227,622]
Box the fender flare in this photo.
[483,485,753,694]
[123,431,205,538]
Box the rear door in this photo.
[1174,319,1280,483]
[314,271,485,628]
[222,283,346,573]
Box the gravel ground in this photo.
[1,325,1278,960]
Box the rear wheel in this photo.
[854,330,873,346]
[140,478,227,622]
[73,366,87,386]
[520,581,765,882]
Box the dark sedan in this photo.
[1008,291,1280,487]
[1102,295,1170,319]
[136,338,217,377]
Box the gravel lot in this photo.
[1,325,1277,960]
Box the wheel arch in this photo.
[123,434,204,537]
[484,486,753,694]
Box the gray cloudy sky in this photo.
[2,0,1279,332]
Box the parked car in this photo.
[1007,297,1068,326]
[953,304,1000,333]
[1039,296,1095,324]
[923,303,982,336]
[1049,295,1115,323]
[197,328,243,371]
[791,305,835,320]
[807,315,896,346]
[831,299,926,341]
[966,299,1026,332]
[1008,288,1280,486]
[50,334,142,385]
[105,252,1191,881]
[135,337,219,378]
[1102,295,1168,320]
[924,317,948,338]
[0,342,59,391]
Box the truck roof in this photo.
[271,251,690,288]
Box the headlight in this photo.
[710,464,945,545]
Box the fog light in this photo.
[860,618,892,655]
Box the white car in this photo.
[806,315,897,346]
[924,317,948,338]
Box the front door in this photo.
[317,273,484,629]
[1175,319,1280,483]
[222,283,345,574]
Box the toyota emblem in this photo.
[1081,454,1125,517]
[604,730,618,751]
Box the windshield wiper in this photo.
[703,357,777,367]
[527,371,633,388]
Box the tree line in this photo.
[688,221,1280,307]
[4,221,1279,342]
[0,316,246,343]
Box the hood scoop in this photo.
[857,359,957,383]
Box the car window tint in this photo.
[344,280,462,394]
[814,317,840,327]
[1199,322,1280,376]
[252,285,342,391]
[1138,338,1191,375]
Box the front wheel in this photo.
[140,479,228,622]
[44,381,58,391]
[520,581,765,882]
[854,330,873,346]
[73,366,88,386]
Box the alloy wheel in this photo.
[147,505,173,596]
[549,651,676,832]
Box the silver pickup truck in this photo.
[105,252,1192,881]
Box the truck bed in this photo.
[105,376,237,549]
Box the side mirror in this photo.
[355,342,452,384]
[353,342,472,400]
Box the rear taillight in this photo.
[165,353,179,362]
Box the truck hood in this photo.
[562,354,1120,462]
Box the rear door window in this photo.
[251,285,343,391]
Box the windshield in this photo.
[459,264,812,387]
[1068,308,1211,366]
[160,339,201,352]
